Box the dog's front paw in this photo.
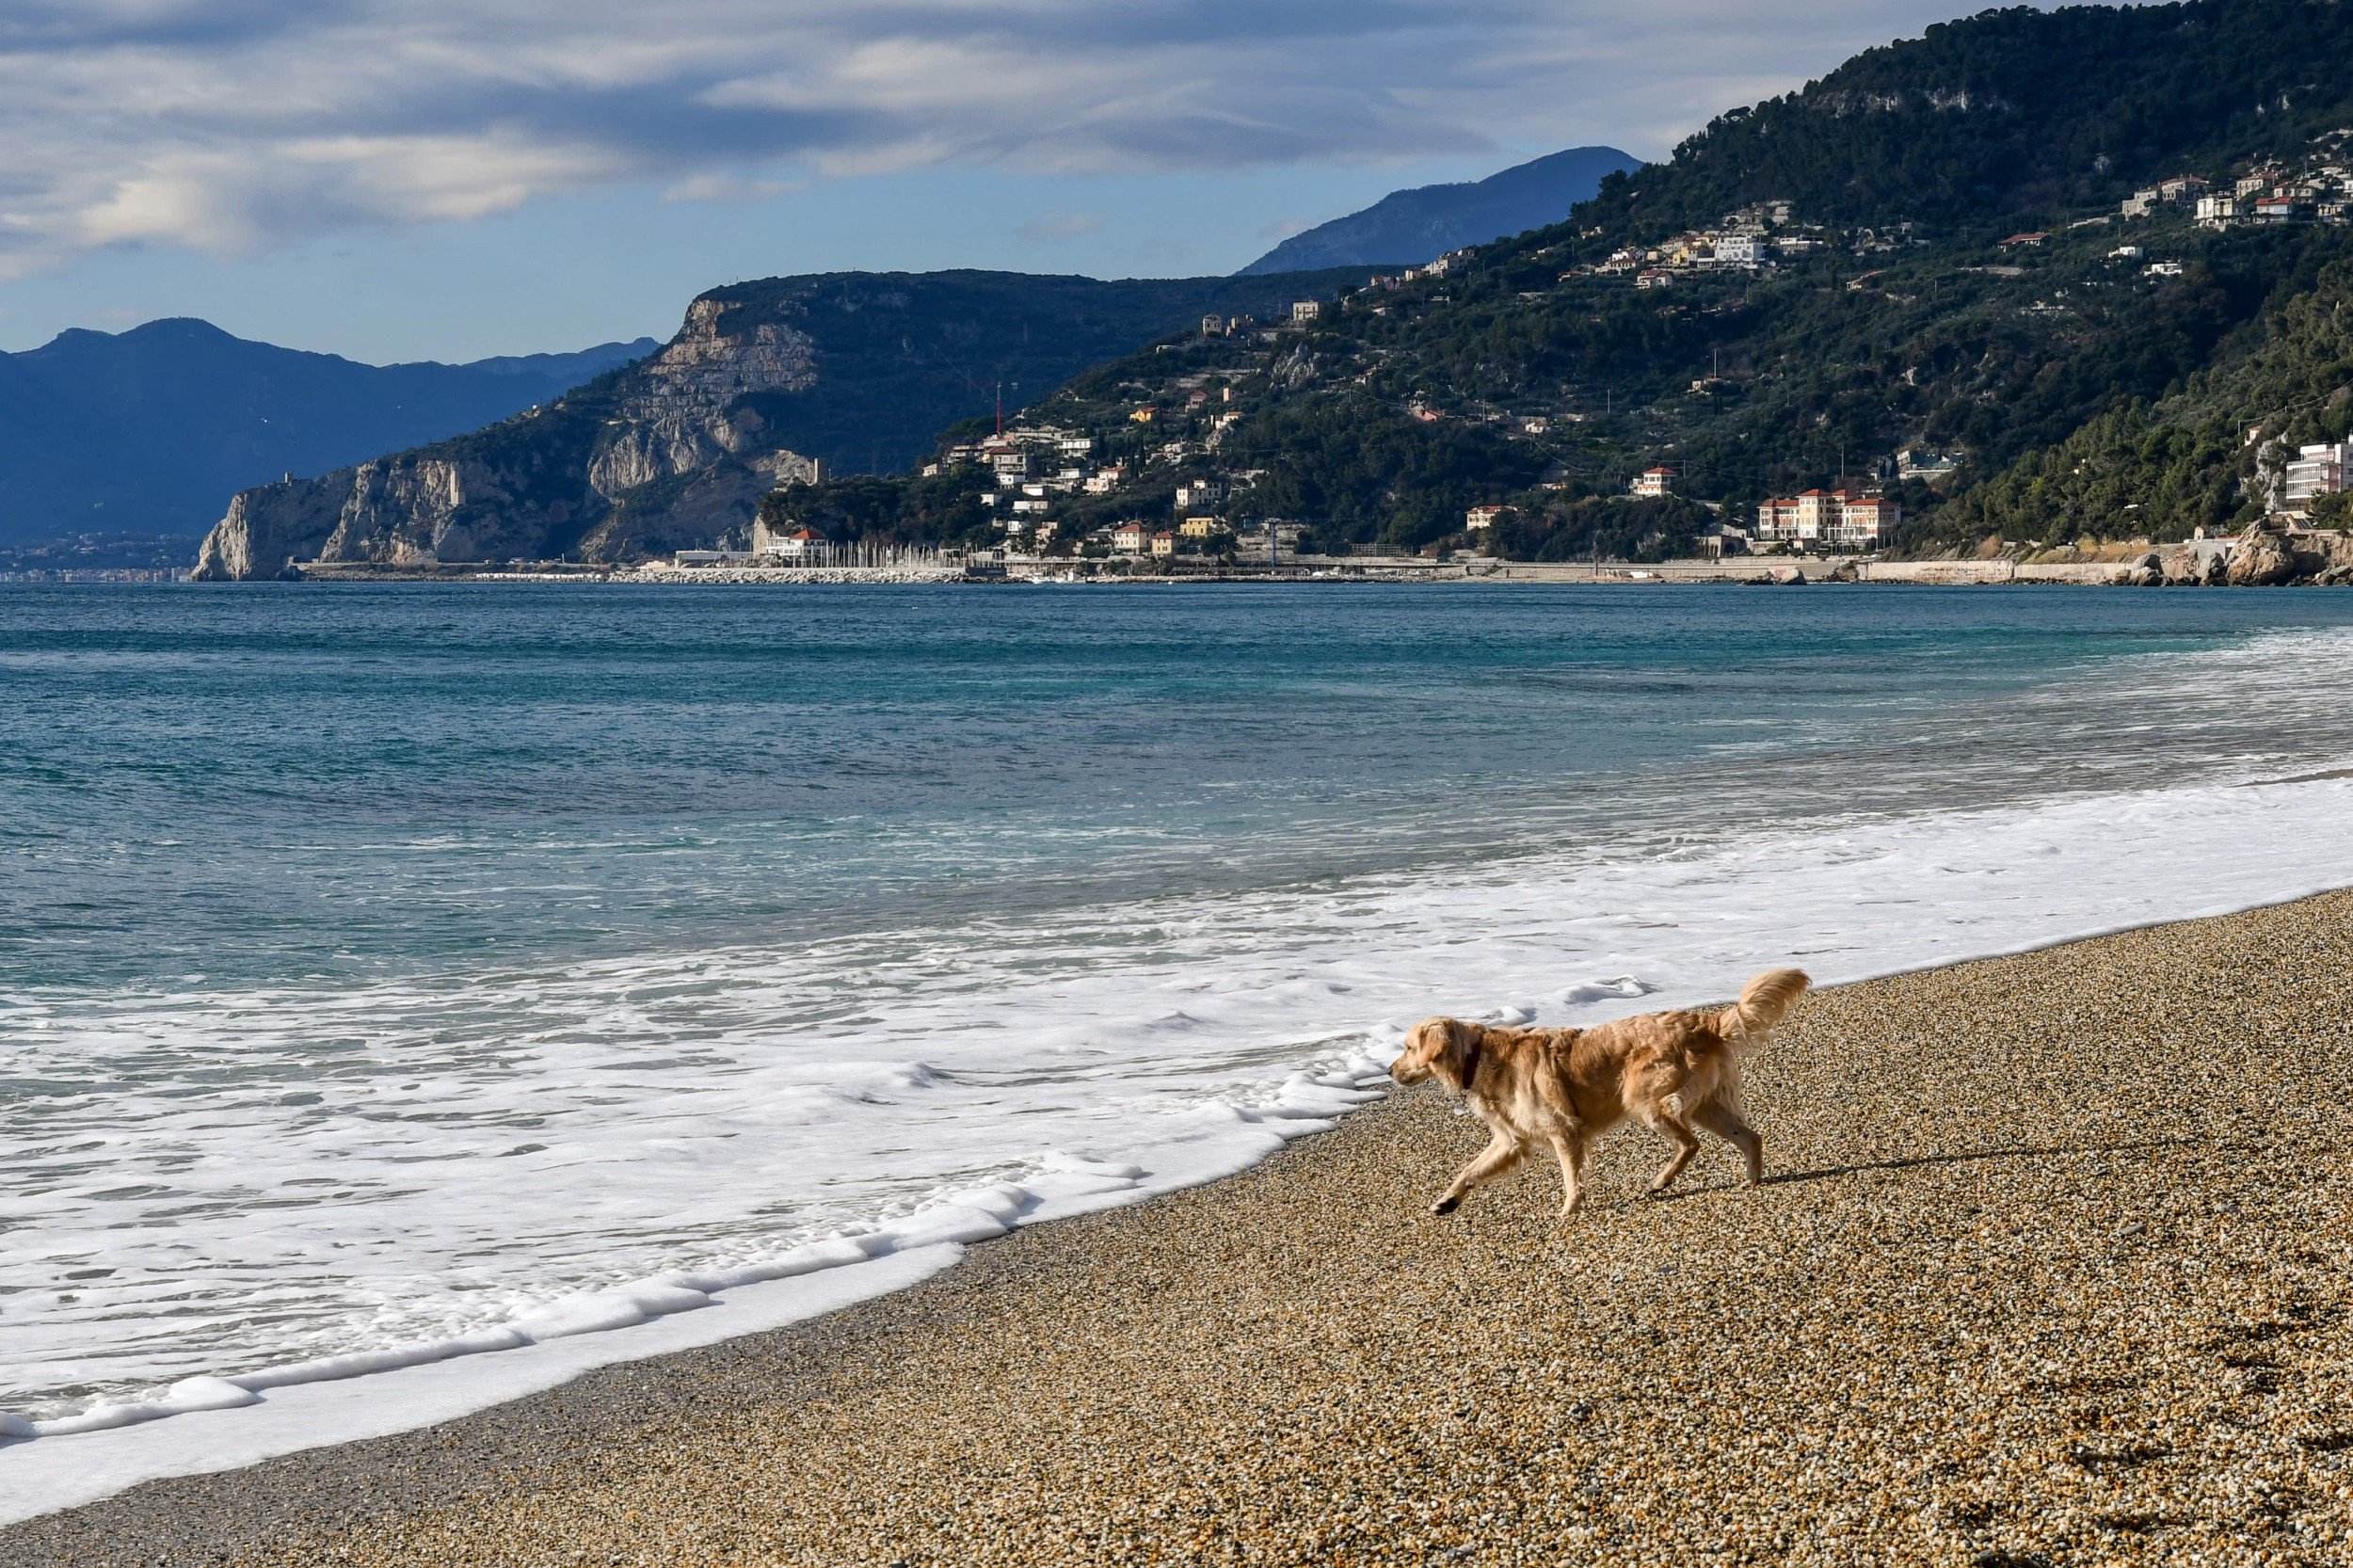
[1431,1194,1461,1216]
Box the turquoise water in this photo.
[11,583,2353,991]
[10,581,2353,1462]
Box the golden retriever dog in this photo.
[1389,968,1809,1216]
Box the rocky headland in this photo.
[193,299,823,581]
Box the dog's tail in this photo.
[1719,968,1810,1043]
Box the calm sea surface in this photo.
[9,582,2353,1438]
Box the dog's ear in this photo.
[1447,1020,1484,1089]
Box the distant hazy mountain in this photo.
[1238,147,1644,275]
[0,320,658,544]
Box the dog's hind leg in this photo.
[1694,1098,1764,1187]
[1642,1113,1702,1196]
[1433,1132,1525,1215]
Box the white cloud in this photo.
[661,171,807,203]
[1017,210,1103,243]
[0,2,2013,280]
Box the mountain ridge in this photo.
[1238,147,1644,274]
[0,322,656,545]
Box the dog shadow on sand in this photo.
[1641,1134,2196,1204]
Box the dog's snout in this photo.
[1388,1051,1424,1083]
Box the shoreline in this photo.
[147,565,2353,584]
[8,892,2350,1565]
[136,558,2353,586]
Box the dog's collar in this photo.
[1456,1027,1483,1097]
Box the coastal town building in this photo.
[1694,521,1751,558]
[2283,441,2352,507]
[1896,448,1961,482]
[1712,234,1763,267]
[1465,504,1510,532]
[2124,176,2208,216]
[751,520,833,562]
[1754,488,1898,549]
[1112,520,1149,555]
[1290,300,1323,324]
[1630,467,1676,498]
[1175,477,1228,512]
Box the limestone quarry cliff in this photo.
[195,296,822,579]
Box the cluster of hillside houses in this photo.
[911,422,1278,554]
[1562,201,1899,290]
[1463,468,1901,556]
[2121,152,2353,228]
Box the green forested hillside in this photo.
[1572,0,2353,237]
[1945,254,2353,540]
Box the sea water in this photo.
[8,582,2353,1513]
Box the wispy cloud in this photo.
[662,171,808,203]
[0,2,2008,281]
[1017,210,1103,244]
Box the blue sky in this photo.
[0,2,2010,364]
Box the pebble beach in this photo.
[8,892,2352,1567]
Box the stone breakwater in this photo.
[9,893,2349,1566]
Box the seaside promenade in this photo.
[8,895,2349,1565]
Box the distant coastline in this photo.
[148,553,2352,587]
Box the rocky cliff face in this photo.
[194,296,822,579]
[583,300,817,502]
